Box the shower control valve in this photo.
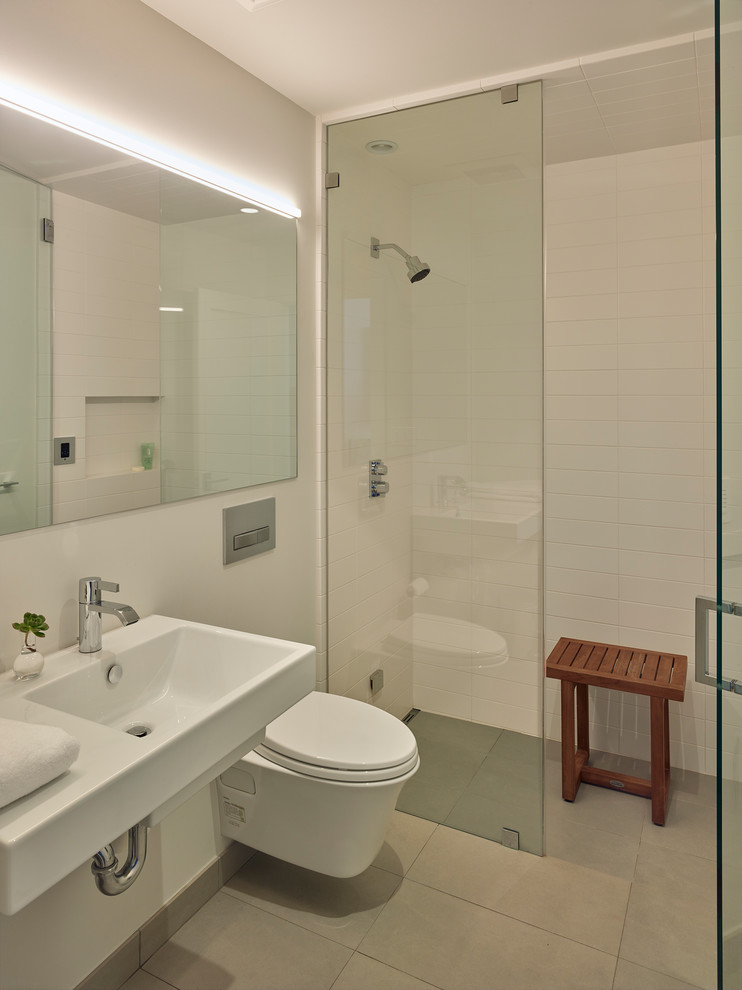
[369,459,390,498]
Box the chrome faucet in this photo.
[78,577,139,653]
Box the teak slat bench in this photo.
[546,637,687,826]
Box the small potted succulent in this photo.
[11,611,49,679]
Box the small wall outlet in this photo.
[54,436,75,465]
[369,669,384,693]
[501,828,520,850]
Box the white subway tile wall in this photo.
[544,139,716,774]
[52,193,161,522]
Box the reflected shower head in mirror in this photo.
[370,237,431,282]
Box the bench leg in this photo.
[560,681,589,802]
[650,697,670,825]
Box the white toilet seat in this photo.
[250,691,419,783]
[253,746,420,783]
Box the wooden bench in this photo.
[546,637,687,826]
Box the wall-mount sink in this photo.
[0,615,315,914]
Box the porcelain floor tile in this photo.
[406,825,533,908]
[118,972,175,990]
[546,816,640,880]
[371,811,437,877]
[612,958,703,990]
[493,855,631,956]
[224,854,401,950]
[640,794,716,860]
[144,891,351,990]
[331,953,440,990]
[445,783,543,854]
[619,845,716,990]
[546,772,648,839]
[358,879,616,990]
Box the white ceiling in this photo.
[139,0,711,114]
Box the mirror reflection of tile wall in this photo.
[52,192,161,523]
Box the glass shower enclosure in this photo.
[326,84,544,852]
[718,2,742,985]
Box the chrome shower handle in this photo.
[369,460,390,498]
[695,594,742,694]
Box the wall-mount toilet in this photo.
[217,691,419,877]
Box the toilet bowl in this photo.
[217,691,419,877]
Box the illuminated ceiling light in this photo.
[240,207,260,213]
[159,307,184,312]
[0,81,301,220]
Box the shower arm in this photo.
[370,238,411,263]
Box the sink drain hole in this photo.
[125,723,152,738]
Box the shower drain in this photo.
[125,723,152,738]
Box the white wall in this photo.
[544,140,716,773]
[0,2,316,987]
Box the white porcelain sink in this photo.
[0,615,315,915]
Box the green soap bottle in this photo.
[141,443,154,470]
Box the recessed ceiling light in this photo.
[365,140,398,155]
[240,207,260,213]
[159,307,184,313]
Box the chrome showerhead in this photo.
[370,237,431,283]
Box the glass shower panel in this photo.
[0,165,51,536]
[719,3,742,985]
[327,84,543,852]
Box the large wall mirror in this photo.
[0,100,297,537]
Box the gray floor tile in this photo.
[371,811,437,877]
[359,879,616,990]
[118,973,175,990]
[406,825,534,909]
[612,958,703,990]
[398,713,544,852]
[144,891,351,990]
[488,729,542,768]
[445,783,543,854]
[408,712,502,755]
[396,777,469,823]
[667,768,716,810]
[140,862,220,963]
[619,845,716,990]
[640,794,716,860]
[546,770,648,840]
[223,854,401,950]
[331,953,439,990]
[546,816,640,881]
[492,855,631,956]
[77,934,139,990]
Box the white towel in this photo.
[0,717,80,810]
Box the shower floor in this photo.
[396,710,543,854]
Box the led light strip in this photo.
[0,82,301,219]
